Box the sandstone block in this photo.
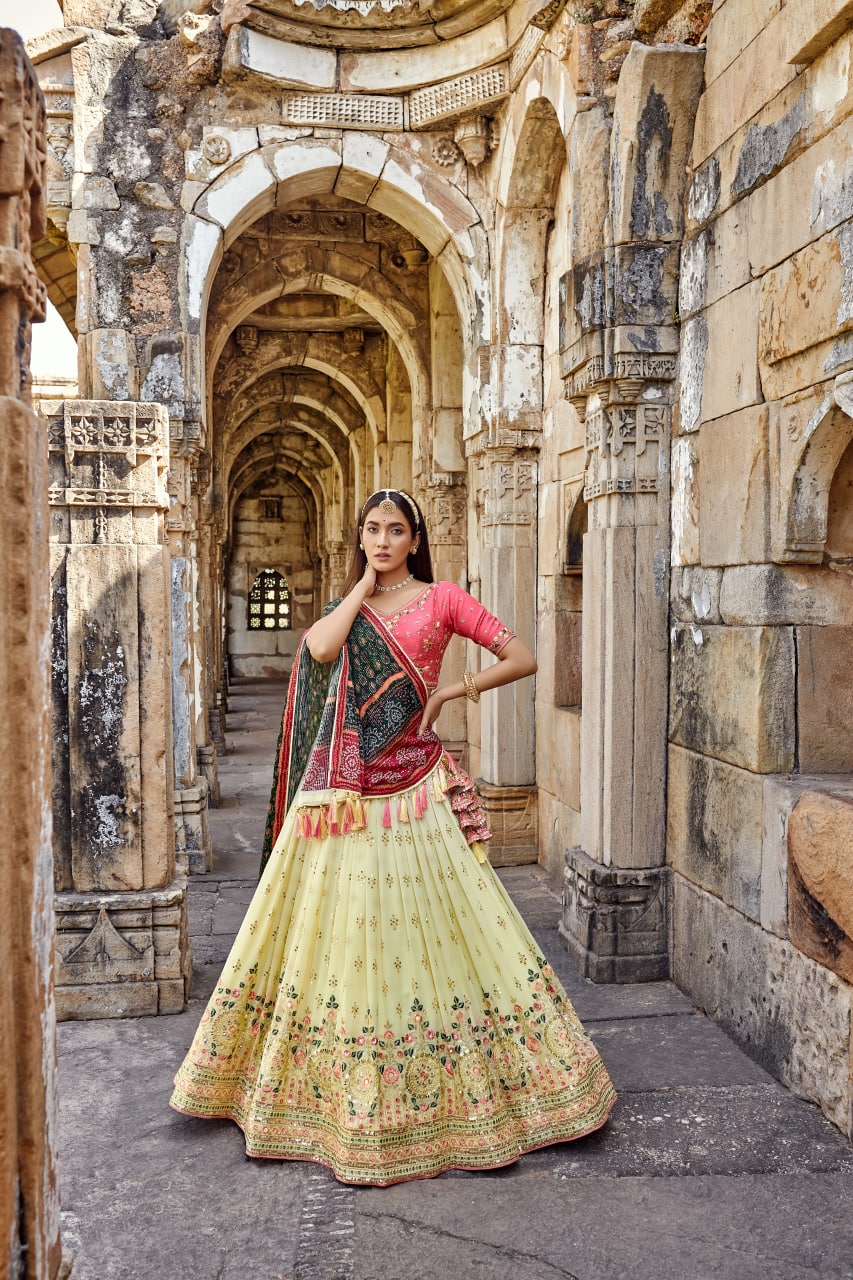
[158,979,187,1014]
[335,133,390,204]
[194,151,276,242]
[537,788,580,880]
[700,281,763,425]
[699,405,769,565]
[692,7,798,163]
[610,43,705,247]
[339,21,505,94]
[746,120,853,277]
[670,565,722,623]
[669,623,796,772]
[370,154,478,253]
[182,214,223,324]
[56,983,159,1020]
[720,563,853,626]
[134,181,174,210]
[704,0,782,85]
[759,227,853,402]
[80,175,119,209]
[667,744,764,921]
[795,626,853,771]
[672,873,852,1136]
[553,610,582,708]
[671,435,700,565]
[569,107,610,263]
[788,791,853,984]
[228,27,336,91]
[679,201,750,318]
[787,0,853,63]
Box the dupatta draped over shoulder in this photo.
[261,601,445,873]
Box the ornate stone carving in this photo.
[54,885,189,1017]
[46,402,170,527]
[282,92,404,131]
[529,0,567,29]
[560,845,670,982]
[509,25,544,86]
[481,454,537,528]
[432,136,461,166]
[409,64,509,129]
[202,133,232,164]
[43,83,73,241]
[453,115,491,167]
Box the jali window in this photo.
[248,568,291,631]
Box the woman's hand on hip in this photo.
[418,688,447,737]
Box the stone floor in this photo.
[58,680,853,1280]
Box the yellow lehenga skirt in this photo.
[170,760,616,1185]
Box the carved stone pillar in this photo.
[422,478,468,750]
[472,446,539,864]
[0,31,64,1278]
[326,538,351,604]
[46,400,190,1018]
[558,43,705,981]
[166,440,212,872]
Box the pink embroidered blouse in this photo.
[362,580,514,694]
[358,582,514,815]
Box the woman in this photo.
[170,488,615,1185]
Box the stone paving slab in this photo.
[57,681,853,1280]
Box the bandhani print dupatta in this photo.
[260,603,444,874]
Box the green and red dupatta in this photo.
[260,603,443,875]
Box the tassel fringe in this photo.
[294,762,484,851]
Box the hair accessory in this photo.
[374,573,414,593]
[463,670,480,703]
[361,488,420,529]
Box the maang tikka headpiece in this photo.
[361,488,420,528]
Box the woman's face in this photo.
[360,507,419,577]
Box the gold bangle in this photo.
[463,670,480,703]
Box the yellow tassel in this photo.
[398,795,410,824]
[470,840,488,865]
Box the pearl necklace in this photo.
[374,573,415,593]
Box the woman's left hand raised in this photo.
[418,689,446,737]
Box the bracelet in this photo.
[463,670,480,703]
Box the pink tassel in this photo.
[299,813,312,839]
[382,799,392,829]
[312,811,324,839]
[342,798,353,835]
[420,783,428,816]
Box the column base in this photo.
[54,876,190,1020]
[175,782,212,874]
[197,743,220,808]
[477,781,538,867]
[559,845,670,983]
[209,704,227,756]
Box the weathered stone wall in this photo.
[670,0,853,1137]
[0,28,63,1280]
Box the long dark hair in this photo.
[341,489,434,596]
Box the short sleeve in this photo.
[441,583,515,654]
